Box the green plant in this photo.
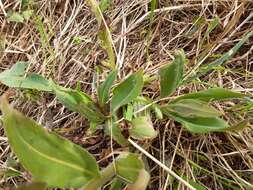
[0,48,248,189]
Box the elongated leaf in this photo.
[167,112,230,133]
[0,95,100,188]
[0,62,51,91]
[115,153,144,183]
[98,69,117,107]
[7,12,24,23]
[14,182,47,190]
[181,176,207,190]
[130,116,157,140]
[87,0,115,68]
[98,24,115,69]
[50,80,105,123]
[200,17,220,48]
[184,29,253,83]
[111,70,144,112]
[87,0,102,24]
[173,88,245,102]
[105,119,128,146]
[159,50,185,98]
[164,99,221,118]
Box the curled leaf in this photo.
[115,153,145,183]
[129,116,157,140]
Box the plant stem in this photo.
[84,163,116,190]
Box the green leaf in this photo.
[50,80,105,123]
[124,103,134,121]
[115,153,144,183]
[168,113,230,133]
[0,62,51,91]
[129,116,157,140]
[200,17,220,48]
[0,95,100,188]
[7,12,24,23]
[87,0,102,24]
[4,169,21,178]
[152,104,163,119]
[22,9,34,20]
[87,0,115,69]
[98,24,115,69]
[111,70,144,112]
[159,50,185,98]
[173,88,245,102]
[99,0,112,12]
[105,119,128,146]
[109,178,124,190]
[14,182,47,190]
[98,69,117,107]
[182,176,207,190]
[226,120,249,132]
[184,29,253,83]
[164,99,221,118]
[125,169,150,190]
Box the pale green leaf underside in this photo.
[130,116,157,140]
[115,153,144,183]
[0,62,51,91]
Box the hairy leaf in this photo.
[98,69,117,107]
[0,95,100,188]
[50,80,105,123]
[111,70,144,112]
[159,50,185,98]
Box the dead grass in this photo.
[1,0,253,189]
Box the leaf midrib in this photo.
[13,124,95,177]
